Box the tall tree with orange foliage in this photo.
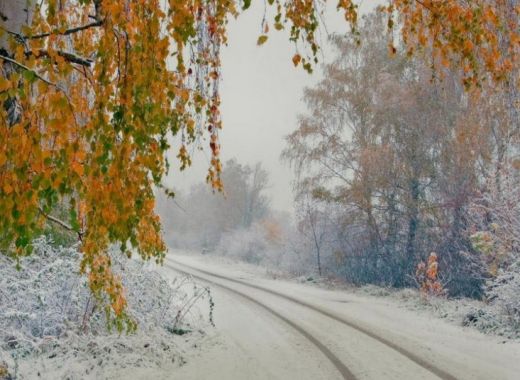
[1,0,517,328]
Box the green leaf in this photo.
[22,70,37,83]
[12,208,20,220]
[70,209,80,232]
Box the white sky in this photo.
[166,1,379,214]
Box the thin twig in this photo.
[29,49,94,67]
[0,54,58,88]
[38,207,84,242]
[29,21,103,40]
[38,207,74,231]
[0,54,83,129]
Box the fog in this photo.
[157,2,519,302]
[164,1,378,214]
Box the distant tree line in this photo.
[157,159,271,251]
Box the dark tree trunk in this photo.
[405,177,420,260]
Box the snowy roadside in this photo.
[0,238,213,379]
[168,251,520,379]
[169,249,520,341]
[356,285,519,340]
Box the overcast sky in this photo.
[166,1,378,214]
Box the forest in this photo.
[159,12,519,321]
[164,14,520,298]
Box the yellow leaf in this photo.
[257,35,268,46]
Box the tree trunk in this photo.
[308,210,322,277]
[0,0,34,50]
[405,177,420,260]
[1,1,34,125]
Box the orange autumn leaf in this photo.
[71,161,84,176]
[292,54,302,67]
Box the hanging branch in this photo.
[0,54,59,88]
[38,207,84,242]
[29,20,103,40]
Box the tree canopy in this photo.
[282,11,518,297]
[0,0,518,328]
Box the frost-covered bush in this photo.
[0,237,85,349]
[0,236,212,378]
[467,169,520,336]
[215,221,313,275]
[217,224,271,264]
[487,261,520,331]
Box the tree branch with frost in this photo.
[38,207,84,241]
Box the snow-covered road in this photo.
[160,252,520,380]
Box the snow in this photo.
[0,237,212,379]
[166,251,520,379]
[3,241,520,379]
[175,247,520,340]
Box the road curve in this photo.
[166,262,356,380]
[165,258,458,380]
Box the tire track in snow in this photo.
[165,263,357,380]
[167,258,457,380]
